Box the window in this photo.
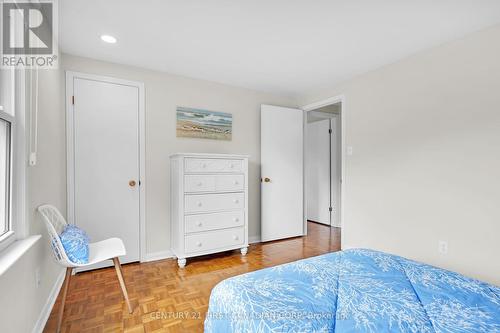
[0,117,11,238]
[0,68,17,249]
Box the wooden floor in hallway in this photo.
[44,222,341,333]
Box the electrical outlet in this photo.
[347,146,353,155]
[438,240,448,255]
[35,267,41,288]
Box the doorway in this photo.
[306,105,341,227]
[303,97,344,238]
[66,72,146,270]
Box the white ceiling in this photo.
[60,0,500,96]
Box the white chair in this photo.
[37,204,133,333]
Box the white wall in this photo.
[300,24,500,285]
[62,54,297,255]
[0,239,63,333]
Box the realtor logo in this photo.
[1,0,58,68]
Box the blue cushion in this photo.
[60,225,90,264]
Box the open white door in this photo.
[331,116,341,227]
[261,105,304,242]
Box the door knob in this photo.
[129,180,136,187]
[264,177,271,183]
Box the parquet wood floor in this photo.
[43,222,341,333]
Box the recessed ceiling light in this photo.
[100,35,117,44]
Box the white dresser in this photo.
[170,153,249,267]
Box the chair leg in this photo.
[57,267,73,333]
[113,257,133,313]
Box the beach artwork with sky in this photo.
[176,107,232,140]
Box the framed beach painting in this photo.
[176,107,232,140]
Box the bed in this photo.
[204,249,500,333]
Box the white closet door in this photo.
[307,119,331,225]
[72,77,140,268]
[331,116,341,227]
[261,105,304,242]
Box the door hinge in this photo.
[328,128,332,134]
[329,207,333,212]
[72,96,75,105]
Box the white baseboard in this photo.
[32,268,66,333]
[142,250,175,262]
[249,235,261,244]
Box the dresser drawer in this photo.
[215,174,244,192]
[184,175,216,192]
[185,158,243,173]
[185,211,244,233]
[185,227,244,254]
[184,174,244,193]
[185,193,245,213]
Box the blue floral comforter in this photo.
[205,249,500,333]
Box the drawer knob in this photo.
[196,241,202,247]
[196,221,202,227]
[229,163,234,169]
[197,182,203,186]
[233,180,238,185]
[202,163,207,168]
[233,199,239,204]
[197,202,202,207]
[233,217,239,222]
[233,235,239,241]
